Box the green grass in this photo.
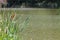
[0,9,60,40]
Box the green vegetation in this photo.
[0,9,60,40]
[0,10,30,40]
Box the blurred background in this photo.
[0,10,60,40]
[0,0,60,8]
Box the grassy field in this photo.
[0,9,60,40]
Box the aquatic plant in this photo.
[0,11,30,40]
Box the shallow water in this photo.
[21,15,60,40]
[0,9,60,40]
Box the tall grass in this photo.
[0,10,30,40]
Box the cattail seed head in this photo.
[11,13,16,20]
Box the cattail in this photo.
[11,13,16,20]
[0,28,1,32]
[0,15,2,22]
[4,27,8,34]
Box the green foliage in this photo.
[0,11,30,40]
